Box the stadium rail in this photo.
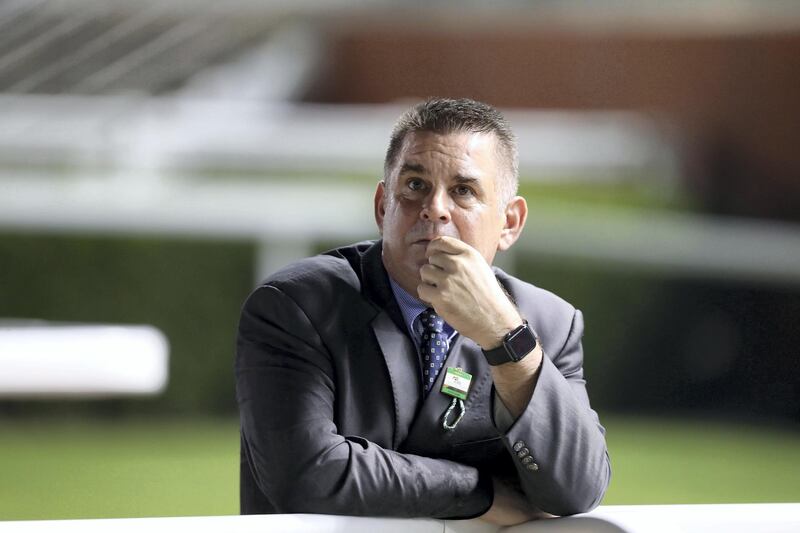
[0,504,798,533]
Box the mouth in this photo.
[411,236,443,248]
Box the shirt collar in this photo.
[388,277,429,334]
[388,277,455,339]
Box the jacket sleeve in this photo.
[235,284,493,518]
[499,309,611,516]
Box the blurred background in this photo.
[1,0,799,521]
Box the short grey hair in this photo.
[383,98,519,204]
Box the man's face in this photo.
[375,130,512,297]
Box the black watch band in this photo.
[482,321,538,366]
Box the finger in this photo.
[426,236,466,257]
[419,263,445,286]
[416,282,437,305]
[427,251,458,271]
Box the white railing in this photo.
[0,323,169,397]
[1,98,798,285]
[2,173,800,285]
[0,96,674,181]
[0,504,798,533]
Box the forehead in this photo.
[395,130,500,174]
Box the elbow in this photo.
[542,452,611,517]
[244,432,363,515]
[243,445,332,514]
[264,471,342,515]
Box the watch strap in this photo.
[482,321,538,366]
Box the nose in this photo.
[420,188,451,223]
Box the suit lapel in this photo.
[361,241,421,449]
[371,311,421,449]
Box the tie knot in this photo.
[420,308,444,334]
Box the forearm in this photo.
[499,354,610,516]
[239,404,492,518]
[489,344,543,417]
[486,310,610,516]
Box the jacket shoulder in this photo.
[494,268,579,353]
[252,241,375,309]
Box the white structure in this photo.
[0,323,169,397]
[0,504,798,533]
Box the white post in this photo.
[255,238,314,284]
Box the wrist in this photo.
[478,312,523,350]
[482,320,538,366]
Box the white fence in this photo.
[0,323,169,397]
[3,97,800,285]
[1,504,798,533]
[3,173,800,285]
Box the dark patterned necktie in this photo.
[420,308,449,394]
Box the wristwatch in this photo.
[482,321,538,366]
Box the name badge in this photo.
[441,367,472,400]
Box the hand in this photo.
[480,477,555,526]
[417,236,522,349]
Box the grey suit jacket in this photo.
[236,240,610,518]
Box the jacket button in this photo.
[516,447,530,458]
[513,441,525,452]
[522,456,534,465]
[526,462,539,472]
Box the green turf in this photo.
[0,416,797,521]
[602,417,800,505]
[0,418,239,520]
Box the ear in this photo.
[497,196,527,251]
[374,180,387,235]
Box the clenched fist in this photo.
[417,236,523,350]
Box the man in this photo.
[236,98,610,525]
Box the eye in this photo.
[407,178,425,192]
[454,185,474,196]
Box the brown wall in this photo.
[306,16,800,220]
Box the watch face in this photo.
[506,325,536,361]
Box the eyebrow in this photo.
[399,164,480,184]
[398,162,426,175]
[454,174,480,186]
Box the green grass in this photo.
[0,418,239,520]
[603,416,800,505]
[0,416,797,521]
